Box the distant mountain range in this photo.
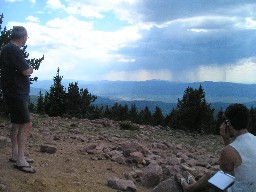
[30,80,256,115]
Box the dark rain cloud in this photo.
[135,1,256,23]
[115,1,256,74]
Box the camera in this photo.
[225,119,230,133]
[225,119,230,126]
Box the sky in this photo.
[2,0,256,83]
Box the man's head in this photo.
[225,103,249,130]
[11,26,28,39]
[11,26,28,47]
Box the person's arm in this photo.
[22,67,33,76]
[219,146,235,176]
[12,47,33,76]
[220,122,231,146]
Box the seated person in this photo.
[176,103,256,192]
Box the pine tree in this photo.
[119,104,129,121]
[44,68,66,117]
[104,105,111,119]
[170,85,215,133]
[80,87,97,118]
[110,103,121,121]
[152,106,164,126]
[66,82,82,117]
[37,90,45,114]
[129,104,139,123]
[164,108,178,127]
[139,106,152,125]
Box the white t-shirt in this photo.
[227,133,256,192]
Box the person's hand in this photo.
[220,122,231,145]
[28,67,33,74]
[22,67,33,76]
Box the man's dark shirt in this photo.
[0,42,30,101]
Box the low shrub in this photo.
[119,121,140,131]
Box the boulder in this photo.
[142,162,163,187]
[40,144,57,154]
[107,177,137,192]
[152,176,182,192]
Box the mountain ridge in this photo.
[31,80,256,103]
[30,80,256,115]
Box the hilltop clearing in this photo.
[0,114,223,192]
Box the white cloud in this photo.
[243,17,256,29]
[7,14,142,80]
[53,0,141,22]
[118,58,135,63]
[189,29,208,33]
[26,16,40,23]
[46,0,64,9]
[65,4,104,19]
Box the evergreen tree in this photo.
[37,90,45,114]
[164,108,177,127]
[129,104,139,123]
[110,103,121,121]
[170,85,215,133]
[103,105,111,119]
[139,106,152,125]
[44,68,66,117]
[66,82,82,117]
[80,87,97,118]
[152,106,164,126]
[119,104,129,121]
[28,97,36,113]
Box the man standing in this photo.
[0,26,35,173]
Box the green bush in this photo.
[119,121,140,131]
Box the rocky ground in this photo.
[0,114,223,192]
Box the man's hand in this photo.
[220,122,231,146]
[22,67,33,76]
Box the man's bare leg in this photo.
[16,122,32,166]
[10,124,19,161]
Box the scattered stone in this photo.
[167,155,181,166]
[196,160,211,168]
[162,165,179,177]
[130,151,144,164]
[107,177,137,192]
[40,144,57,154]
[111,154,126,164]
[26,178,36,185]
[0,114,223,191]
[142,162,163,187]
[70,123,78,127]
[152,176,182,192]
[0,183,6,191]
[53,135,61,140]
[80,144,97,154]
